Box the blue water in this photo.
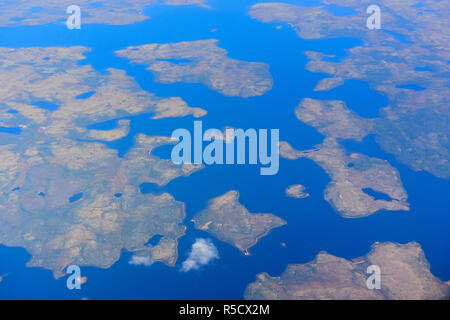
[32,101,60,111]
[396,84,426,91]
[362,188,393,201]
[0,0,448,299]
[415,66,433,72]
[76,91,96,100]
[69,193,84,203]
[0,127,21,135]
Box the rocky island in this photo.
[192,191,286,254]
[245,242,450,300]
[116,39,273,98]
[0,46,206,277]
[285,184,309,199]
[280,138,409,218]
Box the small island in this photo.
[285,184,309,199]
[192,191,286,254]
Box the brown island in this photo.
[245,242,449,300]
[192,191,286,255]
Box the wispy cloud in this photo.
[181,238,219,272]
[129,255,154,267]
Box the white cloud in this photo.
[181,238,219,272]
[129,255,154,267]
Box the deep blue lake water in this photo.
[0,0,448,299]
